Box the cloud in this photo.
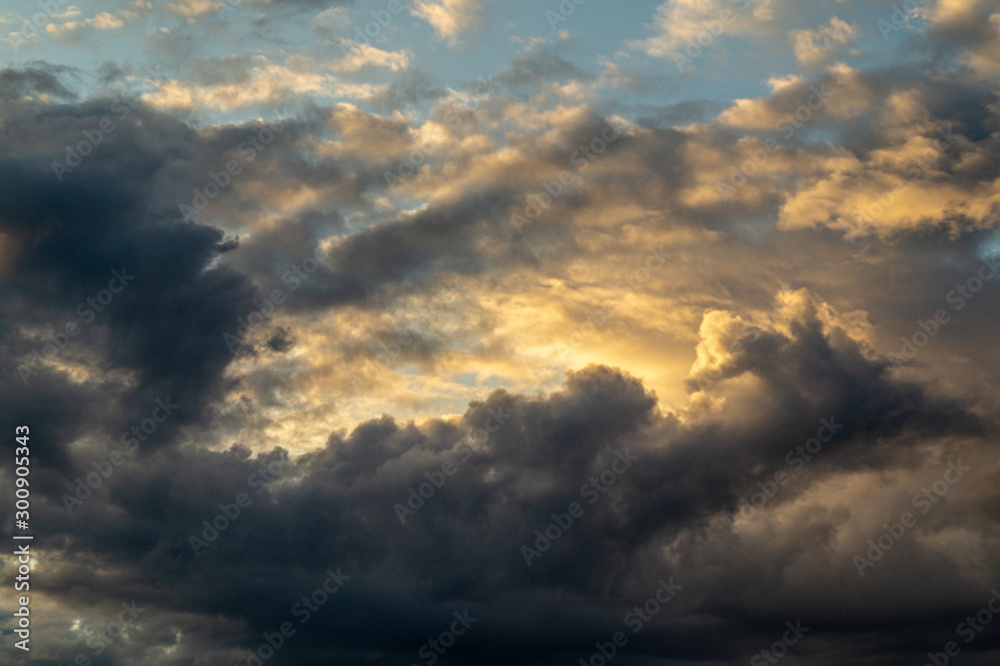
[5,284,997,664]
[411,0,483,46]
[792,16,859,68]
[142,57,385,111]
[331,43,410,72]
[630,0,772,59]
[166,0,224,17]
[2,2,1000,659]
[0,71,266,439]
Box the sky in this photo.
[1,0,1000,664]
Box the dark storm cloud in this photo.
[0,61,588,442]
[267,110,638,309]
[313,190,511,297]
[0,66,765,336]
[0,61,80,100]
[13,293,1000,664]
[805,62,1000,158]
[3,2,1000,658]
[0,68,264,458]
[265,326,296,353]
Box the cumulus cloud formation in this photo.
[792,16,859,67]
[1,1,1000,664]
[411,0,483,46]
[631,0,774,59]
